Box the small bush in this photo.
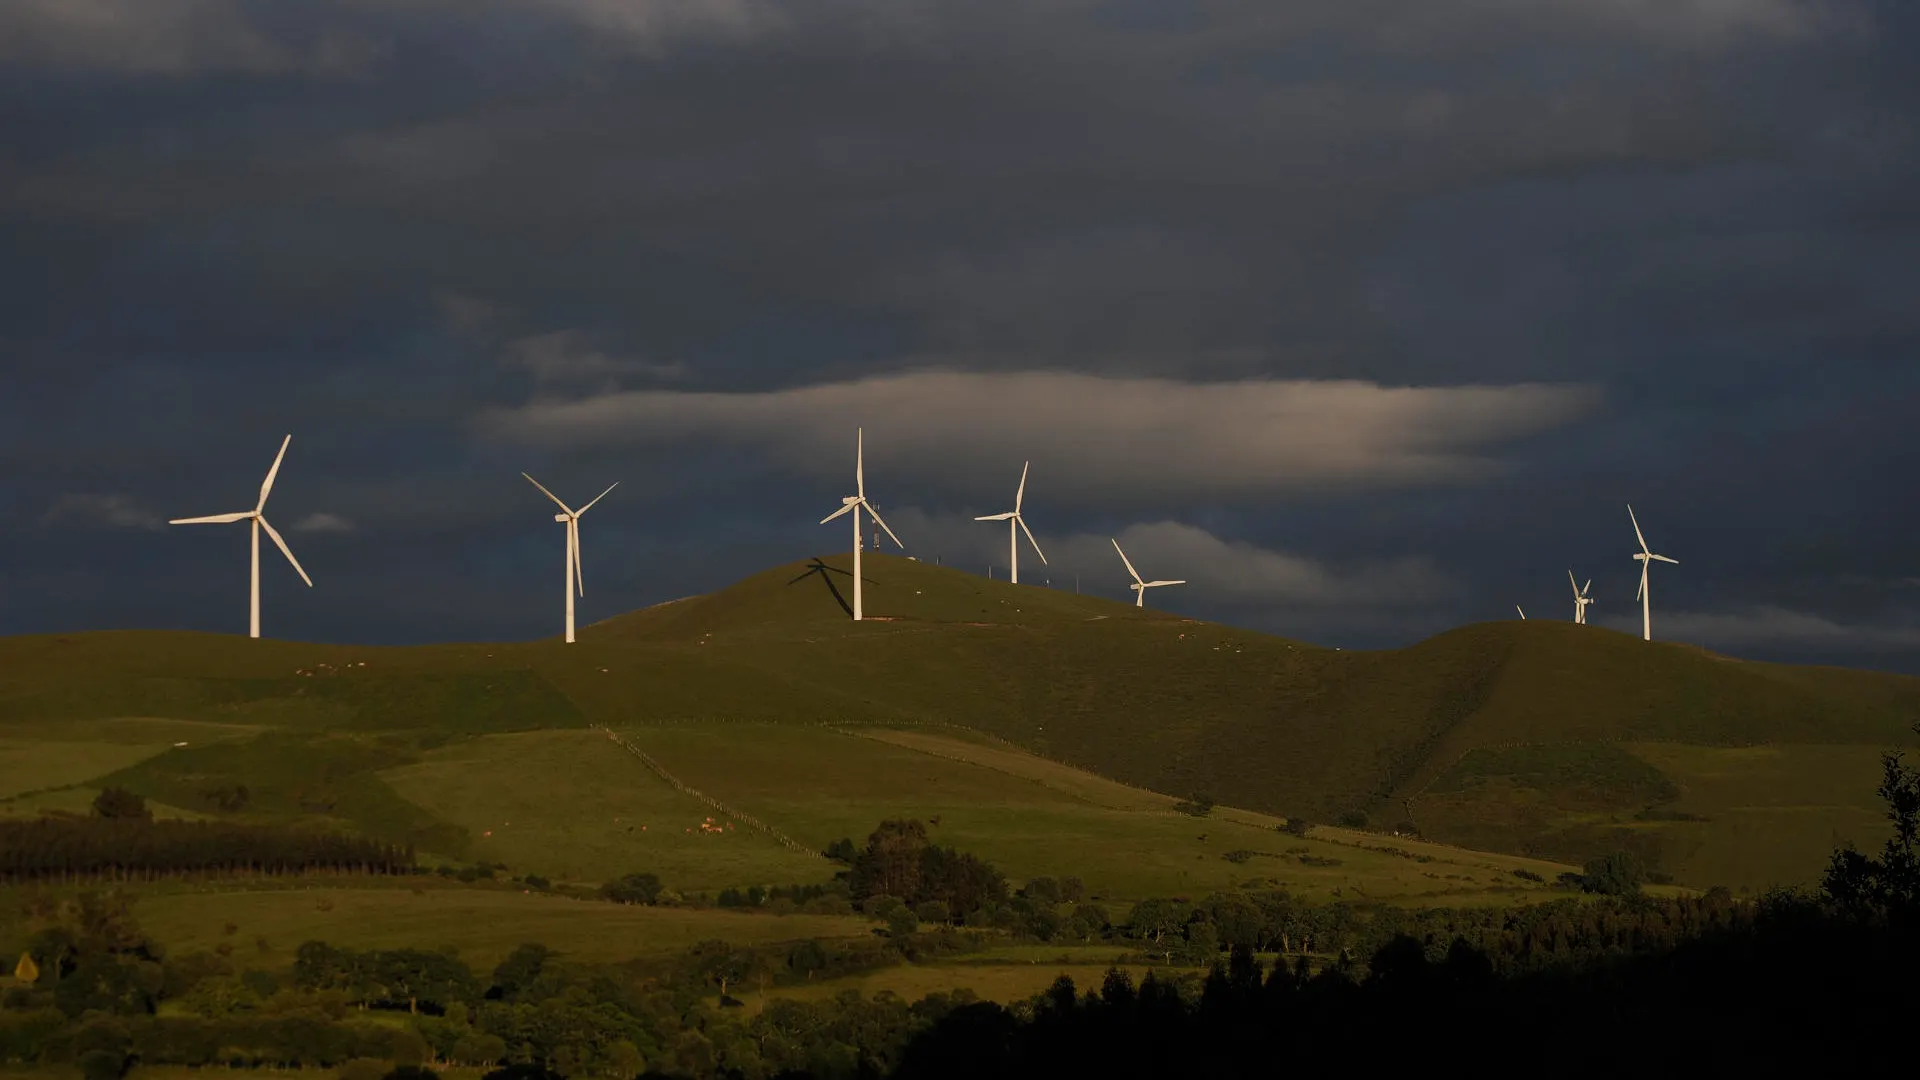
[1581,851,1648,896]
[90,787,149,821]
[1281,817,1312,837]
[1223,850,1255,864]
[1174,793,1216,817]
[1022,877,1062,904]
[885,907,920,938]
[1511,868,1545,883]
[336,1060,387,1080]
[914,900,950,925]
[522,874,551,890]
[824,837,858,863]
[1337,810,1368,829]
[601,872,663,905]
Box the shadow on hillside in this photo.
[789,558,855,617]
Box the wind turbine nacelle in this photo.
[554,513,570,523]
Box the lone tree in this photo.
[90,787,150,821]
[1823,720,1920,915]
[1581,851,1647,896]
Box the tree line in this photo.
[0,817,413,883]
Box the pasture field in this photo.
[1410,740,1897,892]
[3,554,1915,895]
[1621,742,1893,891]
[616,723,1578,904]
[0,879,873,973]
[382,728,835,890]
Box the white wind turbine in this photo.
[168,434,313,639]
[1112,538,1185,608]
[523,473,618,644]
[1628,504,1678,641]
[819,428,903,621]
[974,461,1046,585]
[1569,570,1594,625]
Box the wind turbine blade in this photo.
[257,434,292,512]
[864,501,904,549]
[1628,504,1649,552]
[576,482,619,516]
[1568,569,1580,595]
[522,473,575,515]
[855,428,864,500]
[975,511,1016,521]
[1516,605,1526,619]
[257,516,313,588]
[169,512,253,525]
[1583,579,1592,595]
[1636,566,1647,602]
[1017,515,1047,564]
[1147,579,1185,588]
[1015,461,1029,513]
[571,518,584,596]
[1652,554,1678,564]
[1111,538,1142,583]
[820,502,856,525]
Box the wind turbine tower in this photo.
[523,473,618,643]
[1628,504,1678,641]
[974,461,1047,584]
[1112,538,1185,608]
[168,434,313,639]
[1569,570,1594,625]
[819,428,904,621]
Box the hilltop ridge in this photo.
[2,552,1916,886]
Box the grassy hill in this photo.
[2,552,1916,891]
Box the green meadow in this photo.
[1,552,1915,906]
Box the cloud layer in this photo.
[483,371,1600,503]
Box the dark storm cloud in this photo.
[1,0,1916,666]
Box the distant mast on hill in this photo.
[1112,538,1186,608]
[522,473,618,644]
[167,433,314,639]
[818,427,904,621]
[975,460,1048,585]
[1628,504,1679,641]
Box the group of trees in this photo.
[1,888,990,1079]
[0,818,414,884]
[844,819,1008,922]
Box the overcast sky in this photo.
[3,0,1916,670]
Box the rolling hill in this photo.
[2,552,1916,890]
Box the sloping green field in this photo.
[2,553,1914,891]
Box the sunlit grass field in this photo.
[382,728,834,890]
[616,724,1577,904]
[0,879,873,974]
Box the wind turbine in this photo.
[819,428,903,621]
[1112,538,1185,608]
[523,473,618,644]
[1628,504,1678,641]
[974,461,1046,584]
[1568,570,1594,625]
[168,434,313,639]
[1516,606,1527,620]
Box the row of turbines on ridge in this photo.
[1514,504,1679,641]
[166,431,1678,645]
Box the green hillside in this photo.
[2,552,1916,890]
